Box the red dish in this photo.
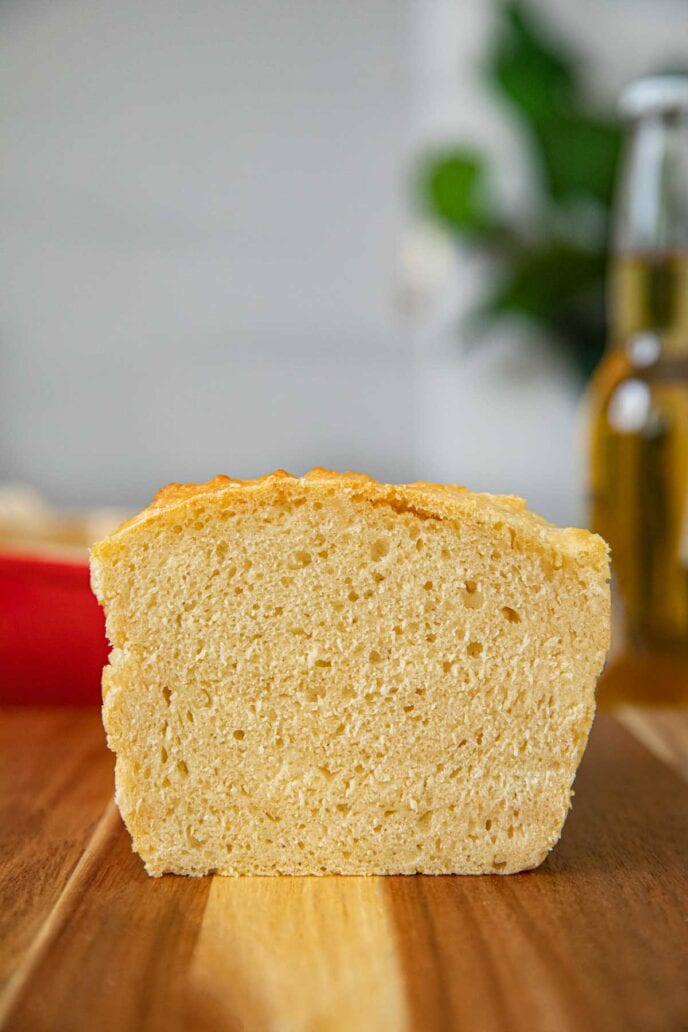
[0,549,108,705]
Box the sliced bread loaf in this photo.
[90,469,610,876]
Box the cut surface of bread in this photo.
[90,469,610,876]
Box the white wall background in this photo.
[1,0,686,523]
[0,0,411,506]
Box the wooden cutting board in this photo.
[1,707,687,1032]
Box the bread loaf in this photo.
[90,469,610,876]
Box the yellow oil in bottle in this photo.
[589,253,688,705]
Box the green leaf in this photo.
[549,306,607,380]
[483,241,606,320]
[479,241,608,379]
[417,0,623,380]
[421,150,498,237]
[487,3,622,207]
[488,0,577,123]
[535,113,622,204]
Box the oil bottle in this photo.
[588,76,688,704]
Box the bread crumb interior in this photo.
[98,485,608,876]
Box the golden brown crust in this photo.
[93,468,609,574]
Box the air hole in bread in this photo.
[370,538,390,561]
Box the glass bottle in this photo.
[588,76,688,705]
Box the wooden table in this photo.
[1,707,687,1032]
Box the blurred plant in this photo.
[420,0,623,380]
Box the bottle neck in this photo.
[613,109,688,253]
[610,109,688,359]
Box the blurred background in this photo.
[1,0,686,526]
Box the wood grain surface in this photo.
[1,707,687,1032]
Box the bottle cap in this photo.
[620,75,688,119]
